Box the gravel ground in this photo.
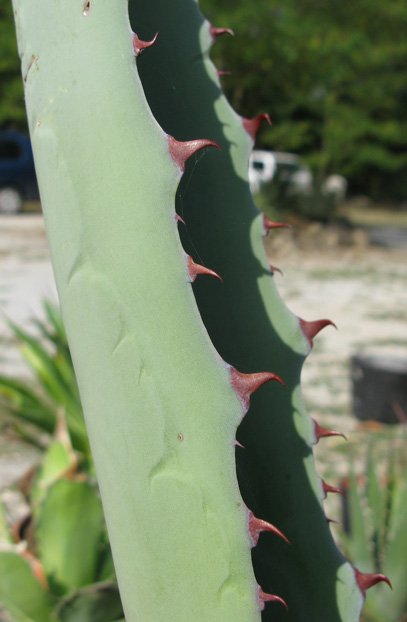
[0,213,406,525]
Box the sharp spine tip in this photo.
[269,263,283,276]
[230,367,285,411]
[313,418,347,443]
[322,480,346,499]
[175,214,186,226]
[258,587,288,612]
[248,510,290,546]
[243,113,271,141]
[168,135,220,173]
[299,318,337,347]
[187,256,223,283]
[354,568,392,596]
[263,215,291,234]
[210,24,235,42]
[133,32,158,56]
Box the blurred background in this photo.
[0,0,406,620]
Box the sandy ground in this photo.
[0,213,406,524]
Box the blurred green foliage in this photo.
[0,301,90,459]
[340,436,407,622]
[1,0,406,199]
[0,0,26,129]
[0,302,124,621]
[201,0,407,202]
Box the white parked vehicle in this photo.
[248,150,346,202]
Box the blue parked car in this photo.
[0,130,39,214]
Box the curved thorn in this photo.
[217,70,232,76]
[258,587,288,612]
[354,568,392,596]
[133,32,159,56]
[243,113,271,142]
[210,25,234,43]
[269,263,283,277]
[248,510,290,546]
[312,418,347,444]
[233,438,245,449]
[230,367,285,411]
[187,256,223,283]
[168,136,220,173]
[263,215,291,234]
[175,214,186,226]
[322,479,347,499]
[299,318,337,347]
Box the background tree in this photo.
[202,0,407,201]
[1,0,407,201]
[0,0,25,128]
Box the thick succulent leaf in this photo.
[95,541,116,583]
[130,1,362,618]
[0,375,57,431]
[9,322,83,422]
[33,307,81,406]
[380,468,407,617]
[30,439,74,510]
[36,480,105,594]
[0,374,88,455]
[366,444,386,560]
[0,497,12,544]
[0,552,54,622]
[341,463,372,571]
[55,582,123,622]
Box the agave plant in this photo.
[340,432,407,622]
[9,1,390,620]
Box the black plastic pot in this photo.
[351,354,407,424]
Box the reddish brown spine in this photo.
[243,113,271,142]
[168,136,220,173]
[248,510,290,546]
[312,418,347,444]
[209,25,234,43]
[299,318,336,348]
[263,215,291,234]
[133,32,159,56]
[322,480,346,499]
[354,568,392,596]
[258,587,288,611]
[187,256,223,283]
[230,367,285,411]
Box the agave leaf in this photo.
[0,551,54,622]
[11,321,87,453]
[342,462,372,572]
[95,540,116,583]
[8,322,83,422]
[380,467,407,617]
[0,375,57,432]
[32,313,80,406]
[43,300,66,340]
[0,374,88,456]
[30,438,75,511]
[36,480,105,595]
[366,444,386,567]
[0,497,12,544]
[55,582,123,622]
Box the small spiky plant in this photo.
[11,1,390,620]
